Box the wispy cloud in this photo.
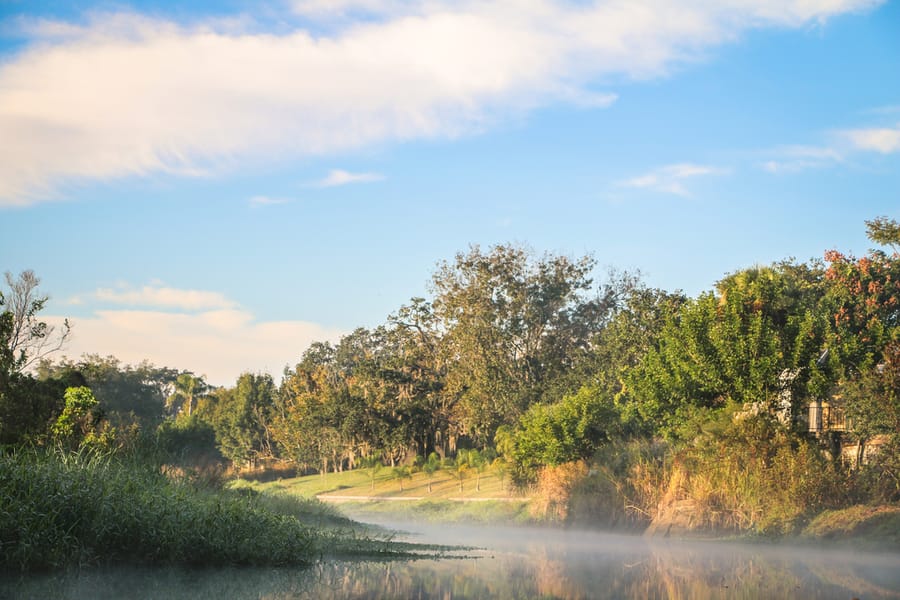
[620,163,728,196]
[762,122,900,173]
[761,145,844,174]
[0,0,882,206]
[841,125,900,154]
[94,283,237,311]
[312,169,385,188]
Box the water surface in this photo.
[4,520,899,599]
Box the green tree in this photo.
[626,262,828,440]
[391,465,412,492]
[214,373,277,468]
[513,384,621,480]
[51,386,115,450]
[865,215,900,251]
[359,455,383,491]
[431,244,604,444]
[823,218,900,474]
[1,272,72,445]
[447,451,469,493]
[422,452,441,493]
[166,372,209,418]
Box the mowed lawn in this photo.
[233,465,525,502]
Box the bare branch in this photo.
[3,270,71,371]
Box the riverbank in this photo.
[233,468,900,549]
[0,450,445,572]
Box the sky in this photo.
[1,0,898,386]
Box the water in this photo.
[4,520,899,599]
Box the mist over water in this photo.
[4,521,899,599]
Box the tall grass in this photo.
[0,448,404,571]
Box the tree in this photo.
[2,270,70,373]
[51,386,116,451]
[1,272,71,445]
[37,355,178,428]
[214,373,277,467]
[422,452,441,493]
[431,244,606,444]
[865,216,900,252]
[391,465,412,492]
[360,455,383,491]
[823,218,900,471]
[447,451,469,493]
[166,372,209,418]
[626,262,828,439]
[467,449,489,491]
[514,384,621,473]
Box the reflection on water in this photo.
[4,522,899,599]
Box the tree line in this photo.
[2,219,899,503]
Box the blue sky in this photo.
[1,0,898,385]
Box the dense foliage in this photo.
[3,218,900,546]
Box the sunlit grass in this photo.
[235,466,519,499]
[232,465,531,524]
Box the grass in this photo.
[234,465,521,499]
[0,449,445,572]
[231,466,533,524]
[800,505,900,549]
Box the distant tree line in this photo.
[2,219,899,506]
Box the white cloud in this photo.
[0,0,882,205]
[45,309,343,386]
[761,144,844,173]
[620,162,728,196]
[762,123,900,174]
[94,284,237,311]
[46,282,343,385]
[313,169,385,187]
[842,125,900,154]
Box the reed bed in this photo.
[0,449,414,572]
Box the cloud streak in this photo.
[0,0,882,205]
[313,169,385,187]
[94,284,237,311]
[762,122,900,173]
[620,163,728,196]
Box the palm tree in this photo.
[422,452,441,493]
[391,466,412,492]
[360,456,382,491]
[166,372,206,417]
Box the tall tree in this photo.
[214,372,277,467]
[430,244,604,443]
[166,372,209,418]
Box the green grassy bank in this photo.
[0,450,442,572]
[232,466,533,524]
